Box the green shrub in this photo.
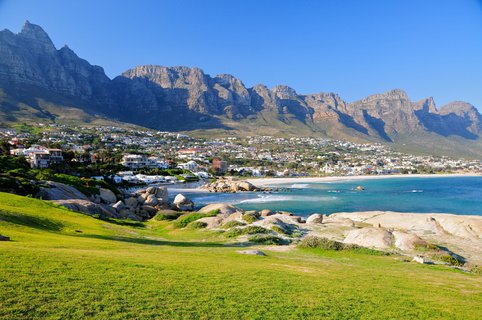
[431,252,464,267]
[242,213,259,224]
[469,265,482,275]
[154,212,183,221]
[299,236,387,255]
[189,221,208,229]
[173,210,219,228]
[174,213,206,228]
[299,236,344,250]
[225,227,244,238]
[243,226,269,235]
[249,234,286,245]
[222,220,246,229]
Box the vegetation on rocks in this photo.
[173,209,220,228]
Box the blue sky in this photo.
[1,0,482,108]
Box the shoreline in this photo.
[247,173,481,186]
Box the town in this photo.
[1,123,481,188]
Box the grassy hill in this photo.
[0,192,481,319]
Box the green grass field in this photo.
[0,192,481,319]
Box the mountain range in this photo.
[1,21,482,157]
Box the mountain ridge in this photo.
[1,21,482,157]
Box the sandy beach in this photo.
[247,173,481,186]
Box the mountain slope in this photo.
[1,22,482,156]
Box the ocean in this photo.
[179,176,482,217]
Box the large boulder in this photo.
[144,194,158,206]
[155,187,168,202]
[112,200,125,210]
[172,194,194,211]
[306,213,323,225]
[53,199,118,219]
[343,227,392,249]
[260,209,274,217]
[99,188,117,204]
[198,203,242,217]
[37,181,88,201]
[125,197,139,208]
[392,230,427,251]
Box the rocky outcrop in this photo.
[306,213,323,224]
[37,181,89,201]
[172,194,194,211]
[204,179,269,193]
[53,199,118,219]
[343,227,393,249]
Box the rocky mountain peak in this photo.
[414,97,437,113]
[272,85,298,99]
[18,21,56,52]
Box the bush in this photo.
[271,225,286,235]
[154,212,183,221]
[431,252,465,267]
[299,236,344,250]
[249,234,286,245]
[243,226,269,235]
[299,236,387,255]
[189,221,208,229]
[222,220,246,229]
[173,210,219,228]
[225,227,244,238]
[174,213,206,228]
[242,213,259,224]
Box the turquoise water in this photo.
[182,176,482,217]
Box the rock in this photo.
[99,188,116,204]
[125,197,139,208]
[344,227,392,249]
[53,199,118,219]
[172,194,194,211]
[141,205,158,215]
[137,195,146,204]
[237,250,266,256]
[260,209,274,217]
[144,194,158,206]
[412,256,425,264]
[306,213,323,224]
[392,230,427,251]
[356,185,365,191]
[197,216,224,228]
[0,234,10,241]
[198,203,242,217]
[146,186,157,194]
[37,181,88,201]
[112,200,125,210]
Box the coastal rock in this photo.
[112,200,125,210]
[412,256,426,264]
[144,194,158,206]
[198,203,243,217]
[260,209,275,217]
[172,194,194,211]
[125,197,138,208]
[37,181,88,201]
[343,227,392,249]
[392,230,427,251]
[204,179,264,193]
[197,216,224,228]
[306,214,323,225]
[99,188,116,204]
[53,199,118,219]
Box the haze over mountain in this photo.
[1,22,482,157]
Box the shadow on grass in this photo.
[0,210,63,231]
[98,217,146,228]
[78,234,254,248]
